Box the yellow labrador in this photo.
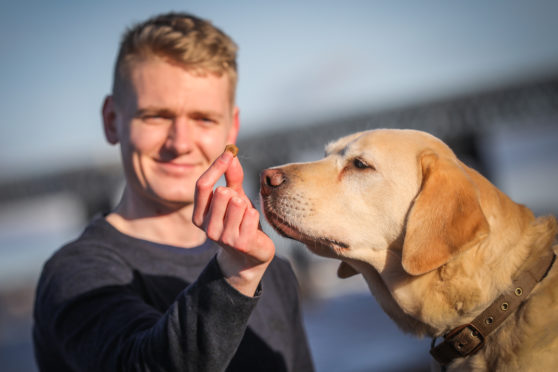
[260,129,558,371]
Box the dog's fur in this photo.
[260,129,558,371]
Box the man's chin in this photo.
[145,188,195,210]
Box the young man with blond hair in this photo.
[33,12,314,371]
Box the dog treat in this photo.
[225,144,239,157]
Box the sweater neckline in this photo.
[90,215,218,259]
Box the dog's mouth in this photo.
[263,208,349,255]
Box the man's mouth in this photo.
[155,159,201,174]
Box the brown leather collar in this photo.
[430,251,556,367]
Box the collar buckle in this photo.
[445,323,485,356]
[430,323,484,365]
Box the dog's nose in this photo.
[260,169,286,197]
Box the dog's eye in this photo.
[353,158,370,170]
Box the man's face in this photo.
[104,58,239,209]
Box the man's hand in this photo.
[193,148,275,296]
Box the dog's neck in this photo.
[350,259,437,336]
[358,214,558,339]
[430,249,557,367]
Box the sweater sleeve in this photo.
[34,251,259,372]
[286,270,315,372]
[274,259,315,372]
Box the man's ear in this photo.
[401,151,489,276]
[102,95,119,145]
[226,106,240,145]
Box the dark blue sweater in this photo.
[33,217,314,372]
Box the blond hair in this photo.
[112,12,238,105]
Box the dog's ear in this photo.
[337,261,359,278]
[402,151,489,276]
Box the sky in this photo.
[2,0,558,179]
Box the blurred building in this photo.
[3,72,558,218]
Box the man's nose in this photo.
[166,117,194,154]
[260,168,286,197]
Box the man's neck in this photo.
[106,190,207,248]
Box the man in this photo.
[33,12,314,371]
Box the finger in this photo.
[204,187,233,241]
[193,151,234,227]
[236,207,260,252]
[224,156,245,197]
[221,196,248,248]
[240,207,259,235]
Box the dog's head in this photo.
[260,129,489,277]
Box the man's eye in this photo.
[197,117,217,125]
[141,115,172,124]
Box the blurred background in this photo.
[1,1,558,371]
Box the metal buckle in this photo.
[445,323,485,356]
